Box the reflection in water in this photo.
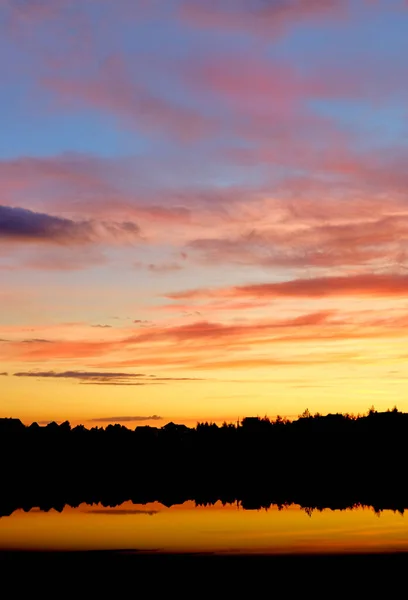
[0,501,408,554]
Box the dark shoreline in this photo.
[4,409,408,518]
[2,550,407,592]
[2,550,408,576]
[3,548,408,567]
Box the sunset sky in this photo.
[2,0,408,427]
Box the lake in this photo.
[1,501,408,555]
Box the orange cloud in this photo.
[5,304,408,373]
[167,274,408,301]
[4,339,120,361]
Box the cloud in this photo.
[44,54,214,142]
[231,273,408,299]
[6,301,408,376]
[7,306,408,372]
[3,148,407,272]
[89,415,162,423]
[21,247,108,271]
[8,339,119,360]
[79,382,163,386]
[147,262,183,273]
[12,370,205,384]
[166,273,408,301]
[1,0,155,23]
[107,350,376,371]
[0,372,8,376]
[2,0,80,22]
[0,205,140,246]
[0,155,223,245]
[85,509,160,516]
[0,205,95,244]
[126,317,338,345]
[134,261,183,273]
[180,0,345,37]
[184,352,370,371]
[13,370,148,383]
[91,324,112,329]
[185,210,408,271]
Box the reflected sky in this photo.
[1,501,408,555]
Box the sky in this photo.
[2,0,408,427]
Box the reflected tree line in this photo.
[1,406,408,517]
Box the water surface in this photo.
[1,502,408,555]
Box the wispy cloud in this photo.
[180,0,346,37]
[44,54,215,142]
[13,370,148,383]
[12,370,205,384]
[167,274,408,301]
[88,415,162,423]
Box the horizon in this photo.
[2,1,408,425]
[1,404,402,429]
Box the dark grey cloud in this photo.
[85,509,159,516]
[14,370,147,383]
[0,205,140,245]
[80,382,164,386]
[13,370,205,385]
[89,415,162,423]
[152,377,205,381]
[0,205,94,243]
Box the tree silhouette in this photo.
[1,408,408,516]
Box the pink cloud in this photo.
[179,0,347,37]
[3,149,408,276]
[44,54,215,142]
[188,57,309,117]
[0,154,118,210]
[0,0,75,21]
[185,209,408,272]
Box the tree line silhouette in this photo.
[1,406,408,517]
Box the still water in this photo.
[1,502,408,554]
